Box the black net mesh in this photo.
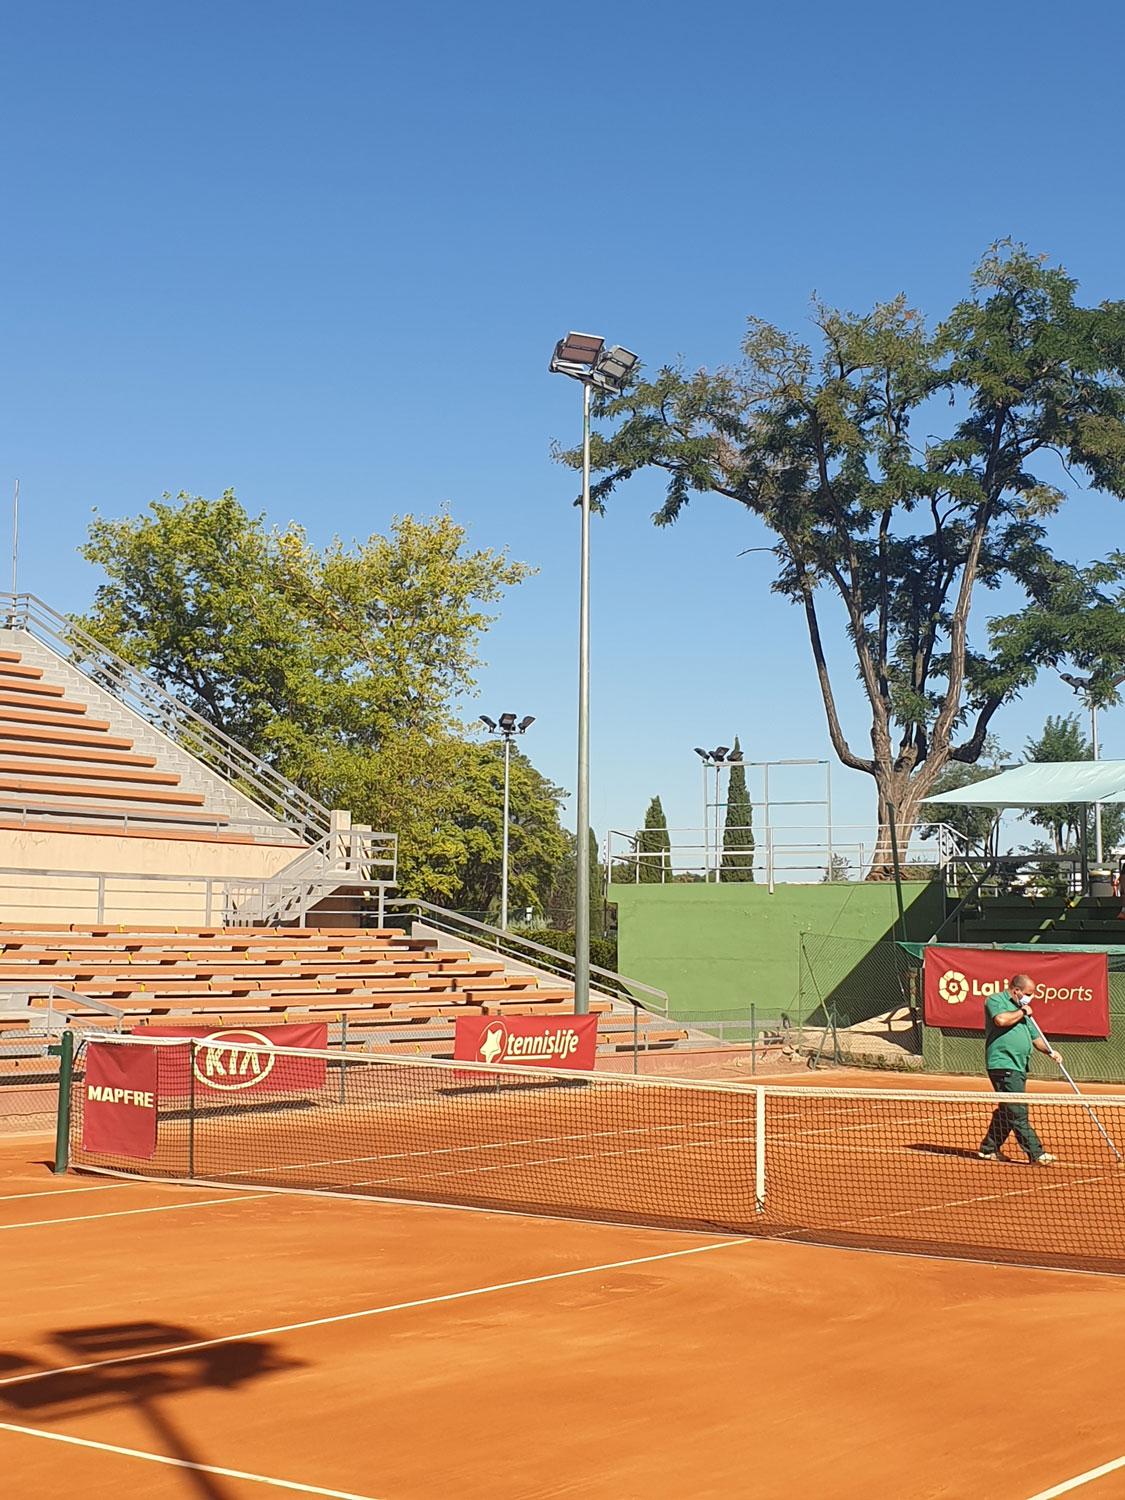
[69,1037,1125,1275]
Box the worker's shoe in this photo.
[977,1150,1002,1161]
[1033,1153,1057,1165]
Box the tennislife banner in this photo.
[454,1014,599,1070]
[133,1021,329,1098]
[923,946,1110,1036]
[83,1038,158,1158]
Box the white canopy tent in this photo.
[923,761,1125,810]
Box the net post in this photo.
[754,1085,766,1214]
[751,1002,757,1076]
[632,1002,638,1076]
[340,1013,348,1103]
[187,1039,196,1180]
[49,1028,74,1174]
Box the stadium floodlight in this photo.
[694,747,709,761]
[550,328,637,1016]
[481,709,535,931]
[591,345,639,392]
[727,748,744,764]
[712,746,730,762]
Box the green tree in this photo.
[920,737,1009,856]
[78,491,532,899]
[542,828,606,940]
[720,739,755,881]
[451,742,567,920]
[588,827,606,940]
[1022,715,1125,857]
[564,245,1125,873]
[637,795,672,882]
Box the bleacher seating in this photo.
[0,925,689,1111]
[956,893,1125,946]
[0,648,255,841]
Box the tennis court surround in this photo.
[65,1035,1125,1276]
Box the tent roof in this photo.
[923,760,1125,809]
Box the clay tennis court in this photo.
[7,1066,1125,1498]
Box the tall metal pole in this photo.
[714,763,723,883]
[574,380,592,1014]
[11,478,19,596]
[500,733,512,930]
[701,759,710,879]
[1092,700,1104,865]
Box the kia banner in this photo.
[134,1021,328,1100]
[923,947,1109,1037]
[83,1040,158,1158]
[454,1015,599,1071]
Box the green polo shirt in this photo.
[984,991,1034,1072]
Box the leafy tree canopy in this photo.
[563,244,1125,870]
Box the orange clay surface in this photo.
[6,1129,1125,1500]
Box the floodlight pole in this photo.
[574,379,592,1014]
[501,733,512,931]
[1092,700,1103,865]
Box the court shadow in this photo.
[1,1321,304,1500]
[907,1143,1002,1162]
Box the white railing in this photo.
[607,822,966,889]
[226,827,398,925]
[0,592,331,844]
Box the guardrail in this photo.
[385,899,671,1017]
[607,822,964,888]
[0,591,331,844]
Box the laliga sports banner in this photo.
[454,1015,599,1071]
[133,1021,328,1099]
[83,1040,158,1158]
[923,947,1110,1037]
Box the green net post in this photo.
[340,1013,348,1103]
[751,1002,757,1076]
[187,1039,196,1179]
[49,1029,74,1174]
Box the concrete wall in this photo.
[0,827,299,925]
[611,880,943,1020]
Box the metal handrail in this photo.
[387,898,670,1016]
[0,592,331,842]
[0,983,124,1031]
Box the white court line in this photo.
[0,1182,137,1203]
[0,1192,269,1231]
[0,1422,380,1499]
[1026,1453,1125,1498]
[0,1235,750,1392]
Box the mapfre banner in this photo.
[454,1015,599,1070]
[134,1022,328,1099]
[83,1040,158,1158]
[923,947,1110,1037]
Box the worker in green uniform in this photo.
[978,973,1061,1164]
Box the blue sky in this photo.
[2,0,1123,853]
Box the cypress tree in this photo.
[721,738,755,881]
[637,795,672,883]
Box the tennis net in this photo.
[67,1036,1125,1275]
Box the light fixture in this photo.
[549,331,637,394]
[518,715,536,732]
[694,747,709,760]
[479,715,497,732]
[712,746,730,761]
[499,712,518,732]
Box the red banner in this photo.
[83,1041,158,1158]
[923,947,1110,1037]
[133,1022,328,1099]
[454,1015,599,1071]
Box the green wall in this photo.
[611,880,942,1020]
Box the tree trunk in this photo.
[867,772,935,881]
